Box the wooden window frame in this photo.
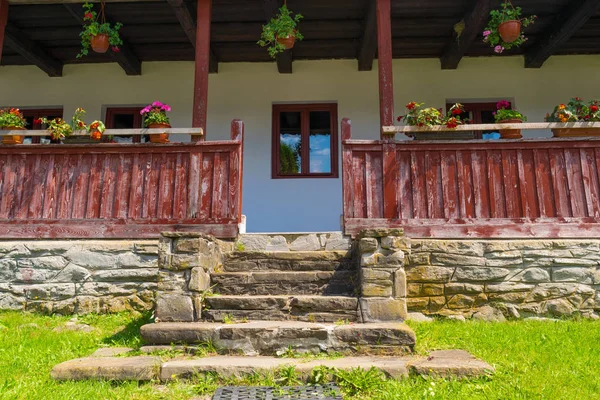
[446,101,511,139]
[20,108,63,143]
[271,103,339,179]
[105,106,144,142]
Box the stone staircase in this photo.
[204,250,360,323]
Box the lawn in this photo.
[0,311,599,399]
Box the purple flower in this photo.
[152,101,163,107]
[140,106,151,115]
[494,45,504,54]
[497,100,511,110]
[483,30,491,37]
[163,105,172,112]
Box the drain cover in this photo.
[212,384,343,400]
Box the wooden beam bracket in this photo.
[4,22,63,76]
[357,0,377,71]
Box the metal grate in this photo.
[212,384,343,400]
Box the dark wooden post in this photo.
[192,0,212,142]
[230,119,244,224]
[341,118,353,232]
[376,0,394,138]
[0,0,8,65]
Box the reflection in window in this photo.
[279,111,301,174]
[309,111,332,174]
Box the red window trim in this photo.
[271,103,339,179]
[105,106,144,143]
[446,101,511,139]
[20,108,64,143]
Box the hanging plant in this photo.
[77,1,123,58]
[483,0,536,54]
[258,4,303,58]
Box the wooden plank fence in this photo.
[342,118,600,238]
[0,120,244,239]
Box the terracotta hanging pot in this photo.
[148,123,171,143]
[552,128,600,138]
[1,126,25,145]
[498,118,523,139]
[498,20,522,43]
[90,34,110,53]
[276,31,296,50]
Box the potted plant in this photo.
[494,100,526,139]
[0,108,27,145]
[77,2,123,57]
[88,120,106,141]
[141,101,171,143]
[397,102,472,140]
[483,0,536,53]
[546,97,600,137]
[258,5,303,58]
[37,108,88,143]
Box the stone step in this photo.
[203,295,360,323]
[223,251,355,272]
[140,321,416,356]
[211,271,357,296]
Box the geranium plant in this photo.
[483,0,536,53]
[87,120,106,140]
[36,108,87,140]
[77,2,123,58]
[546,98,600,122]
[397,102,468,129]
[494,100,527,122]
[0,108,27,129]
[258,5,303,58]
[140,101,172,127]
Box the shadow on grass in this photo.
[101,311,154,348]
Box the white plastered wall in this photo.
[1,55,600,232]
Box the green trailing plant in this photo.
[494,100,527,122]
[258,5,303,58]
[0,108,27,129]
[78,1,123,58]
[483,0,536,53]
[546,98,600,122]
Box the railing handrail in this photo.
[383,121,600,133]
[0,127,204,136]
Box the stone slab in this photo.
[408,350,495,378]
[51,356,161,381]
[91,347,134,357]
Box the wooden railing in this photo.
[0,121,244,239]
[342,118,600,238]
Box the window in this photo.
[21,108,63,143]
[272,103,338,179]
[105,107,144,143]
[446,101,510,138]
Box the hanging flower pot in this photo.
[90,34,110,53]
[276,31,296,50]
[258,5,303,58]
[498,20,522,43]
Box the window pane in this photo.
[309,111,331,174]
[279,111,302,174]
[110,113,137,143]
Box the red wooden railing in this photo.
[0,120,244,239]
[342,118,600,238]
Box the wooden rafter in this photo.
[63,3,141,75]
[3,22,63,76]
[166,0,218,73]
[440,0,493,69]
[525,0,600,68]
[0,0,8,65]
[263,0,292,74]
[357,0,376,71]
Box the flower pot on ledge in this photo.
[2,126,25,145]
[552,128,600,138]
[410,131,476,141]
[148,123,170,143]
[498,20,522,43]
[498,119,523,139]
[90,34,110,53]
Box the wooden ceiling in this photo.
[2,0,600,76]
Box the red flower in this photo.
[446,117,459,129]
[397,116,403,122]
[111,46,120,53]
[33,118,42,124]
[451,108,462,115]
[84,12,94,19]
[591,105,599,112]
[406,102,417,111]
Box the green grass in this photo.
[0,311,599,399]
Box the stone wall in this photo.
[0,240,159,314]
[405,239,600,319]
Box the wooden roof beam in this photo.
[440,0,493,69]
[166,0,218,73]
[263,0,292,74]
[357,0,376,71]
[63,3,141,75]
[0,0,8,65]
[4,22,63,76]
[525,0,600,68]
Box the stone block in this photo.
[325,233,351,251]
[0,293,23,310]
[552,267,594,283]
[63,248,119,269]
[14,268,56,283]
[169,254,201,270]
[512,268,550,283]
[545,298,576,317]
[471,306,506,322]
[428,296,446,312]
[51,356,161,381]
[485,282,535,293]
[406,266,454,282]
[24,283,75,301]
[445,283,484,295]
[290,234,321,251]
[117,253,157,268]
[447,294,475,309]
[418,283,443,296]
[431,253,486,267]
[266,236,289,252]
[360,252,380,267]
[93,269,159,282]
[394,269,407,298]
[359,238,378,253]
[407,283,422,297]
[359,228,404,238]
[409,349,495,378]
[488,292,529,303]
[173,238,201,253]
[381,250,405,266]
[155,293,194,322]
[359,298,407,322]
[414,240,484,257]
[553,258,598,267]
[134,242,159,255]
[362,282,393,297]
[189,267,210,292]
[528,283,594,302]
[381,236,411,251]
[51,264,91,283]
[407,253,430,266]
[454,267,511,282]
[485,258,523,268]
[407,297,429,310]
[237,235,269,251]
[0,259,17,281]
[17,256,69,270]
[361,268,393,281]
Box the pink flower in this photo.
[111,47,120,53]
[494,45,504,54]
[496,100,510,110]
[483,30,491,37]
[163,105,171,112]
[152,101,163,107]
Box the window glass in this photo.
[279,111,302,175]
[309,111,332,174]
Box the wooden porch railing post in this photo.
[230,119,244,223]
[382,140,398,219]
[376,0,394,138]
[192,0,211,142]
[341,118,354,230]
[0,0,8,65]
